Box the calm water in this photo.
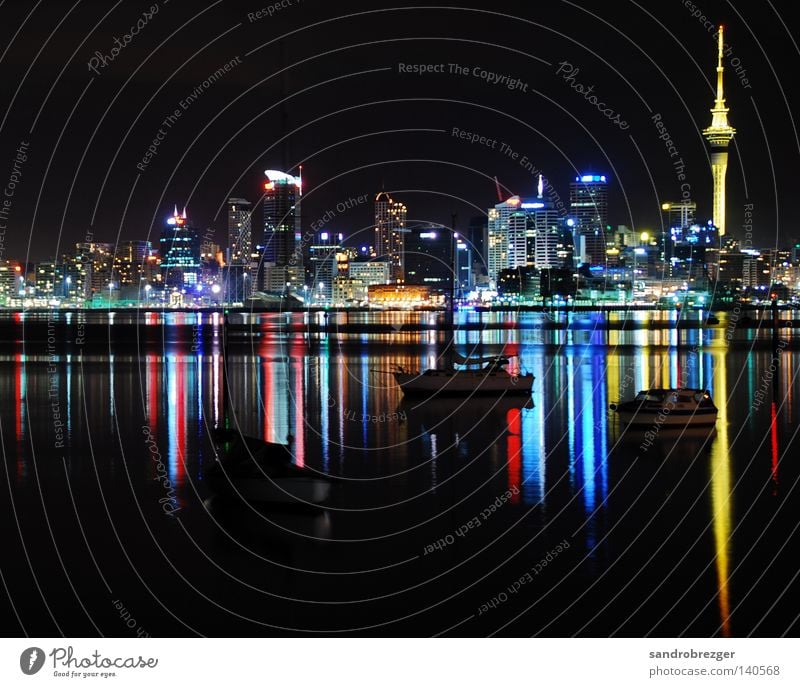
[1,310,798,636]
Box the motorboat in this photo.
[207,433,332,506]
[393,355,534,396]
[610,388,718,427]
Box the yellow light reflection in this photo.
[709,349,732,637]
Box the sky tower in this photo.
[702,25,736,236]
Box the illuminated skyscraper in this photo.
[227,198,252,265]
[569,174,609,231]
[374,192,407,283]
[526,176,565,269]
[703,26,736,236]
[488,196,527,283]
[488,178,568,283]
[259,170,302,292]
[570,174,610,265]
[160,206,200,287]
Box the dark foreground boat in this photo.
[207,433,332,506]
[610,388,719,427]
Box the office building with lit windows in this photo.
[227,197,252,266]
[160,206,201,287]
[258,170,302,292]
[570,174,610,265]
[374,192,407,283]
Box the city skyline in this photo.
[0,4,795,267]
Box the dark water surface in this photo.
[1,310,798,636]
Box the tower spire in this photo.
[703,25,736,236]
[715,25,725,108]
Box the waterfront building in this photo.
[332,277,367,305]
[114,240,152,287]
[367,284,431,307]
[497,266,540,301]
[0,262,22,305]
[349,260,391,286]
[34,261,58,299]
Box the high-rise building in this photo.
[114,240,152,287]
[525,177,566,269]
[569,174,609,230]
[570,174,610,266]
[306,230,342,303]
[227,198,252,265]
[160,206,200,287]
[488,197,527,283]
[702,26,736,236]
[488,178,571,283]
[661,200,697,230]
[666,222,719,287]
[374,192,407,283]
[34,261,58,299]
[455,235,473,295]
[259,170,302,292]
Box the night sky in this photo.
[1,0,798,262]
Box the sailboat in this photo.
[392,352,534,396]
[392,215,534,396]
[207,314,332,507]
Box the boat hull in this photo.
[615,405,718,427]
